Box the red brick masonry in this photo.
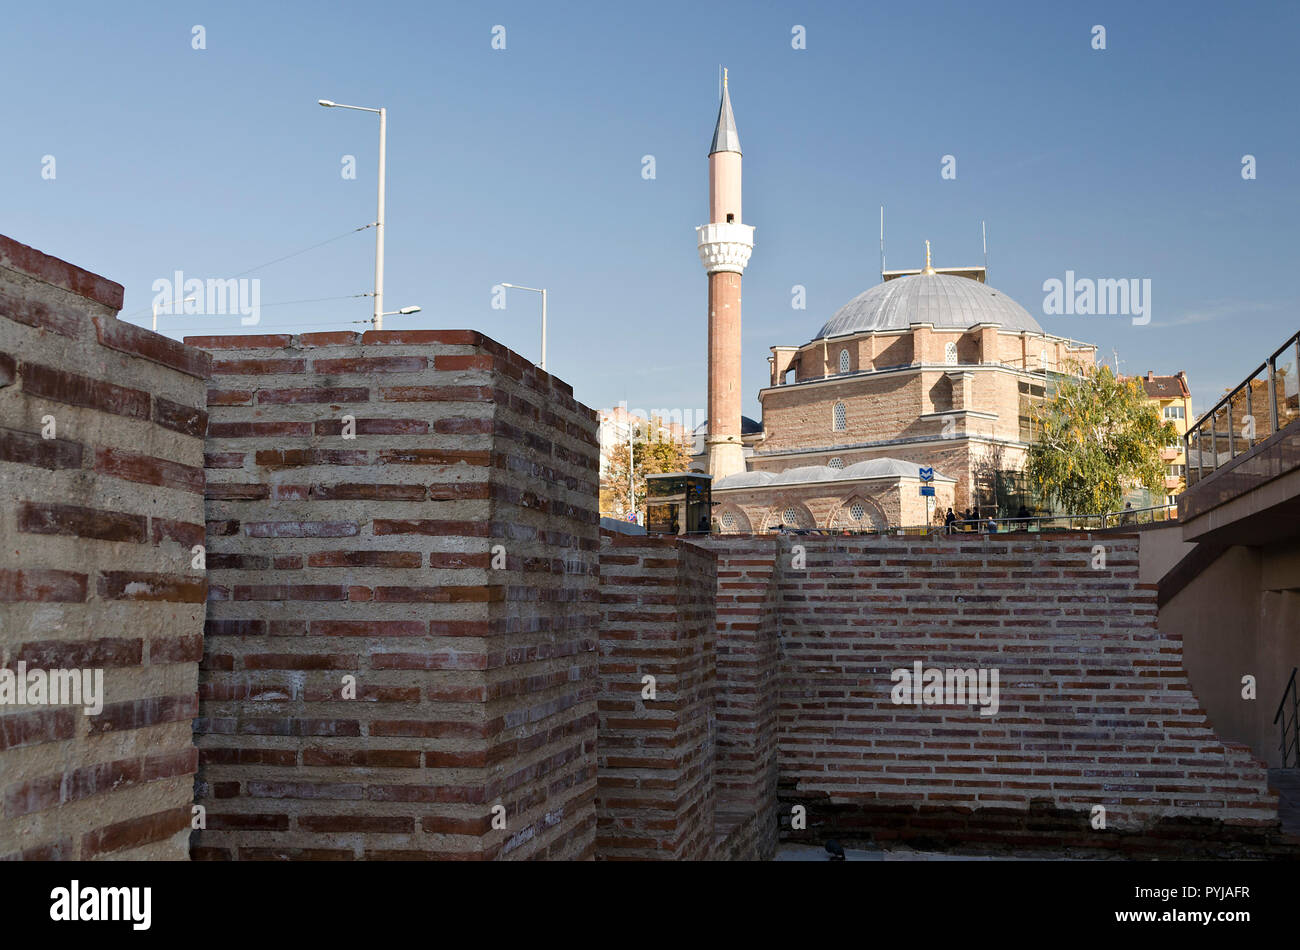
[1,233,1288,860]
[187,330,599,860]
[1,235,207,860]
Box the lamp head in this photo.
[398,306,422,315]
[318,99,336,107]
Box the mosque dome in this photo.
[812,272,1042,342]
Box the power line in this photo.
[228,223,374,280]
[120,223,374,319]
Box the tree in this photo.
[1026,364,1178,516]
[600,433,693,520]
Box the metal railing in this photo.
[766,503,1178,537]
[939,503,1178,534]
[1275,668,1300,769]
[1185,329,1300,485]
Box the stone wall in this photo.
[186,329,600,860]
[0,235,209,860]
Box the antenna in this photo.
[1111,348,1124,375]
[880,206,886,278]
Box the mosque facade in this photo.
[693,79,1099,534]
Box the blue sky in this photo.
[4,0,1297,420]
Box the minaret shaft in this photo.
[709,151,742,224]
[706,272,744,477]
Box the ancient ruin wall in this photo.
[596,532,716,859]
[187,329,600,860]
[0,235,209,860]
[771,534,1279,852]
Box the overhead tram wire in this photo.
[227,222,374,282]
[118,222,375,322]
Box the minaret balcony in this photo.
[696,222,755,274]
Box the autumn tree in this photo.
[1026,364,1178,516]
[600,432,693,520]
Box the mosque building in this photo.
[691,76,1099,533]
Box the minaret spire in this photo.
[922,240,936,275]
[710,66,741,155]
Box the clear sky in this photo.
[4,0,1297,421]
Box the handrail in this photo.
[1273,667,1299,769]
[1185,328,1300,484]
[1274,667,1298,725]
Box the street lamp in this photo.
[499,283,548,370]
[352,305,421,325]
[152,296,196,332]
[319,98,388,329]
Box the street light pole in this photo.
[374,106,386,329]
[499,283,547,370]
[319,98,387,328]
[152,295,196,333]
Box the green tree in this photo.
[1026,365,1178,516]
[601,434,693,520]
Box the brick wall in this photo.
[770,534,1281,855]
[0,235,209,860]
[693,537,781,860]
[596,532,716,859]
[187,329,599,860]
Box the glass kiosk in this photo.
[644,472,713,536]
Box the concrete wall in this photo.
[1163,538,1300,767]
[0,235,209,860]
[187,329,600,860]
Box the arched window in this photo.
[849,502,866,522]
[839,349,850,374]
[783,506,802,527]
[721,511,736,530]
[833,402,846,431]
[944,341,958,365]
[828,457,844,469]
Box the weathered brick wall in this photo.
[693,537,781,860]
[596,532,716,859]
[0,235,209,860]
[187,329,599,860]
[771,534,1280,854]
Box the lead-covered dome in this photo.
[813,273,1042,341]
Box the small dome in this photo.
[692,416,762,437]
[813,273,1042,341]
[713,457,953,490]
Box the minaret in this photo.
[696,69,754,480]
